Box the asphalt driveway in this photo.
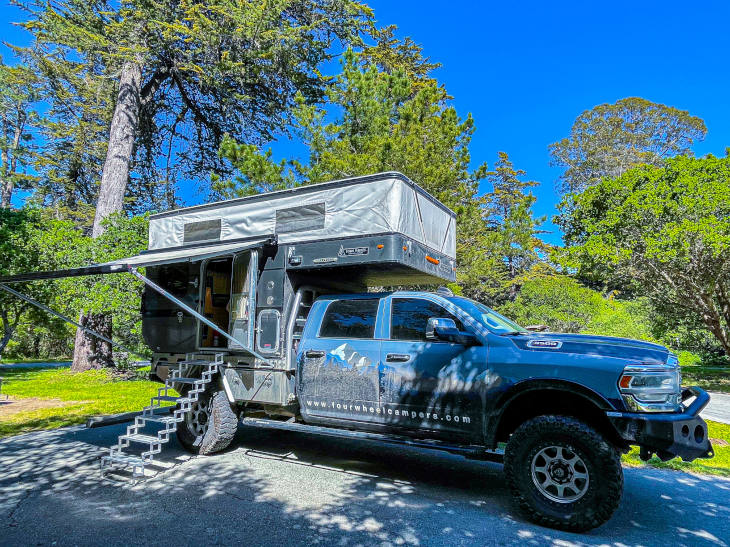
[1,421,729,547]
[703,392,730,425]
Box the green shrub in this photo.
[499,275,656,341]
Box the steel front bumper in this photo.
[607,386,714,462]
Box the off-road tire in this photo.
[503,415,623,532]
[176,388,239,455]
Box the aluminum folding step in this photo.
[139,415,181,425]
[166,377,203,384]
[101,454,147,477]
[152,395,181,403]
[103,454,146,466]
[121,433,163,445]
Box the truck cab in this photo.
[297,291,484,443]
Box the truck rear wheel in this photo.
[176,388,239,455]
[503,415,623,532]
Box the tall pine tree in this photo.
[214,50,503,299]
[484,152,547,300]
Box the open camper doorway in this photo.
[198,250,257,351]
[199,257,232,349]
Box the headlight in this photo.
[618,363,681,412]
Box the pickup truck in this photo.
[258,290,709,531]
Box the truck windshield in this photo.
[447,296,526,334]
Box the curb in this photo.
[86,405,174,428]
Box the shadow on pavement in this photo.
[1,421,729,546]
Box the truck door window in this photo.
[391,298,464,342]
[318,299,379,339]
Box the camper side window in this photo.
[256,309,281,353]
[318,299,379,339]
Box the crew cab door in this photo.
[297,296,384,425]
[379,296,484,439]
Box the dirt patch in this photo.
[0,397,82,417]
[710,438,729,447]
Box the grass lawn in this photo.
[0,366,173,438]
[681,366,730,394]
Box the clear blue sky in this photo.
[2,1,729,244]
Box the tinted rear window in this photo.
[319,299,379,339]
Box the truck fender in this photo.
[483,379,616,447]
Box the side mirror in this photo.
[426,317,459,339]
[426,317,479,346]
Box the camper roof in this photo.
[147,172,457,260]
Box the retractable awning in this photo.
[0,236,273,362]
[0,237,273,283]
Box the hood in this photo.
[510,332,670,365]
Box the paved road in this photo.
[1,422,728,547]
[0,361,71,370]
[704,392,730,425]
[0,361,152,370]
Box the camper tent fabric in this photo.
[147,173,457,259]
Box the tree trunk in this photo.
[0,308,16,355]
[73,61,142,372]
[0,179,12,209]
[92,60,142,237]
[1,141,12,208]
[70,311,113,371]
[1,111,27,209]
[507,256,518,300]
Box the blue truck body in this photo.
[296,291,713,463]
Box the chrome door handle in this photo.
[385,353,412,363]
[305,350,325,358]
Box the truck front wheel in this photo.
[176,388,239,455]
[503,415,623,532]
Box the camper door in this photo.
[229,250,258,350]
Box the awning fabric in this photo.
[0,238,270,283]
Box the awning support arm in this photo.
[128,267,270,363]
[0,283,143,357]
